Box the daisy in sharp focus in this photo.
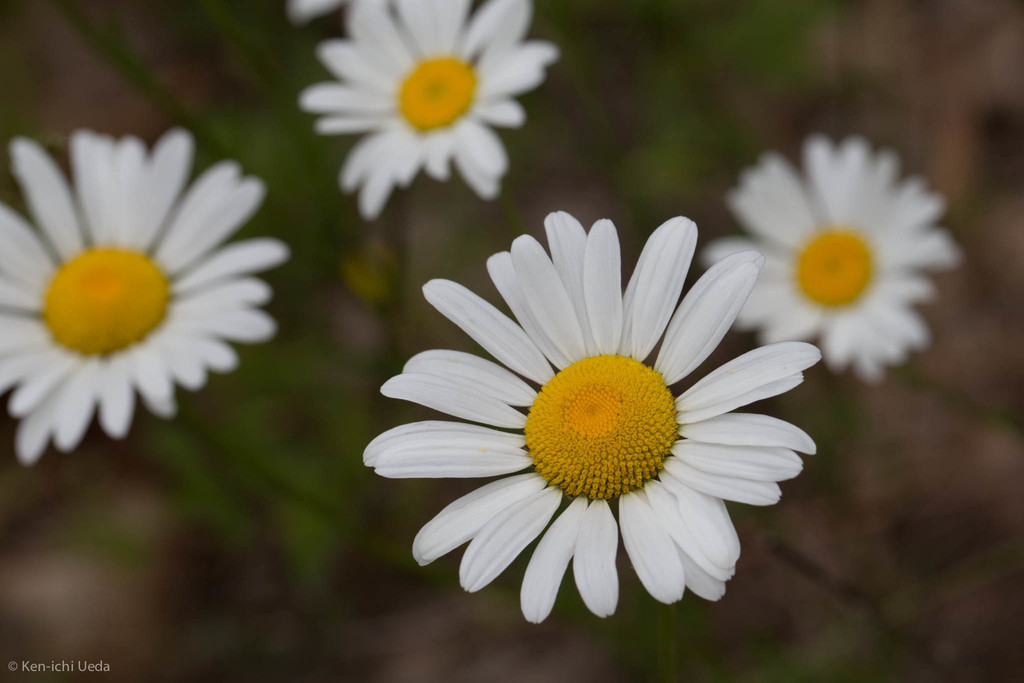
[299,0,559,219]
[366,212,821,622]
[0,129,289,465]
[704,135,961,382]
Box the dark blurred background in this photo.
[0,0,1022,680]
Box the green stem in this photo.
[658,602,678,683]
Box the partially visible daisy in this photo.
[705,135,961,382]
[300,0,558,219]
[366,211,821,622]
[0,129,290,464]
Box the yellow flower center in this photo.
[525,355,678,500]
[44,249,170,355]
[796,230,873,307]
[399,57,477,131]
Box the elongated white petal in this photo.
[173,238,290,295]
[620,217,697,361]
[662,457,782,506]
[10,138,83,259]
[98,354,136,439]
[543,211,594,354]
[656,251,763,385]
[672,441,804,482]
[370,419,531,478]
[677,342,821,423]
[584,219,623,355]
[459,486,561,592]
[413,473,546,565]
[16,390,62,466]
[679,413,816,454]
[0,204,54,288]
[619,491,686,604]
[510,235,588,365]
[404,349,536,406]
[381,372,527,429]
[54,359,101,452]
[422,279,553,384]
[521,497,587,623]
[364,420,524,467]
[573,499,619,617]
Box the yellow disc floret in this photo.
[44,249,170,355]
[797,230,873,307]
[525,355,678,500]
[399,57,477,131]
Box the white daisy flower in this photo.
[366,212,821,623]
[705,135,961,383]
[299,0,559,219]
[0,129,290,465]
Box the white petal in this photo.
[288,0,346,24]
[673,440,803,483]
[0,203,54,289]
[381,372,527,429]
[477,42,559,99]
[619,491,686,604]
[403,350,536,406]
[459,486,561,592]
[349,1,415,75]
[364,420,525,467]
[315,39,397,92]
[98,354,136,439]
[370,418,531,478]
[10,138,83,259]
[677,342,821,424]
[487,251,576,370]
[543,211,594,354]
[422,278,553,384]
[644,479,736,579]
[656,251,764,385]
[461,0,530,59]
[15,390,62,465]
[572,498,619,618]
[173,238,290,295]
[53,359,101,452]
[412,472,546,565]
[662,458,782,506]
[679,413,816,454]
[131,128,195,251]
[677,548,727,602]
[0,278,40,311]
[726,152,819,248]
[584,219,624,355]
[300,83,394,115]
[9,351,81,418]
[803,135,871,226]
[620,217,698,361]
[520,497,587,623]
[473,100,526,128]
[510,235,588,365]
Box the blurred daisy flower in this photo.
[300,0,559,219]
[705,135,961,382]
[0,130,289,464]
[367,212,821,622]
